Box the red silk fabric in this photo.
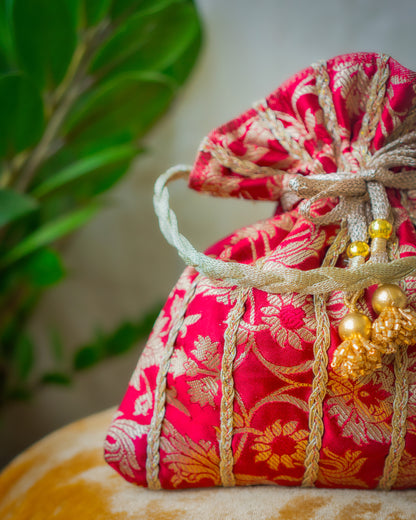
[105,53,416,489]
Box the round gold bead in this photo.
[368,219,393,239]
[338,311,372,341]
[372,284,408,314]
[346,241,370,259]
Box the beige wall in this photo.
[2,0,416,466]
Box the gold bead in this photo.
[346,241,370,259]
[372,284,408,314]
[338,311,372,341]
[368,219,392,239]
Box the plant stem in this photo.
[15,20,112,193]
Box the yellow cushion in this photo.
[1,408,416,519]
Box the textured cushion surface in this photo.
[1,408,416,519]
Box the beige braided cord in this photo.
[146,276,199,489]
[358,54,390,150]
[313,61,352,171]
[154,166,416,296]
[301,226,350,487]
[378,346,409,490]
[377,237,410,490]
[219,287,250,487]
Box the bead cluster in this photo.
[332,219,416,379]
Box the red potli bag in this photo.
[104,52,416,490]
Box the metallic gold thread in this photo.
[146,275,199,489]
[219,287,249,487]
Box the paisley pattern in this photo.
[105,53,416,489]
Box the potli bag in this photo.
[104,52,416,490]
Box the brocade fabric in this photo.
[104,52,416,489]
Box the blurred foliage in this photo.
[0,0,202,407]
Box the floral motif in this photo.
[187,336,220,407]
[261,293,316,349]
[266,222,326,267]
[326,368,394,444]
[133,374,152,416]
[104,412,149,479]
[161,420,220,487]
[333,60,371,117]
[194,277,240,305]
[252,420,308,471]
[179,312,201,337]
[317,447,367,488]
[169,336,221,408]
[394,450,416,488]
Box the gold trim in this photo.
[146,276,199,489]
[219,287,249,487]
[378,346,409,490]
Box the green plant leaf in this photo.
[162,19,202,85]
[21,248,65,287]
[0,204,100,267]
[73,344,102,370]
[0,1,15,72]
[110,0,174,20]
[104,322,139,356]
[32,144,138,198]
[83,0,112,25]
[90,1,201,82]
[12,0,77,89]
[14,334,34,381]
[41,371,72,385]
[104,304,161,356]
[65,72,175,154]
[0,188,37,227]
[0,73,44,157]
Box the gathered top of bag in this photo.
[155,52,416,296]
[189,52,416,205]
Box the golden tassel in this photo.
[371,283,416,352]
[331,311,383,379]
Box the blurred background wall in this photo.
[2,0,416,466]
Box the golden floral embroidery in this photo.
[333,60,372,117]
[161,420,220,487]
[252,420,308,471]
[326,368,394,444]
[166,387,190,417]
[187,336,220,407]
[133,373,152,416]
[188,378,218,407]
[195,277,240,305]
[223,219,280,262]
[169,336,221,408]
[169,347,190,378]
[104,412,149,479]
[394,449,416,488]
[384,74,416,136]
[261,293,316,349]
[179,313,201,337]
[265,223,326,267]
[317,447,368,488]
